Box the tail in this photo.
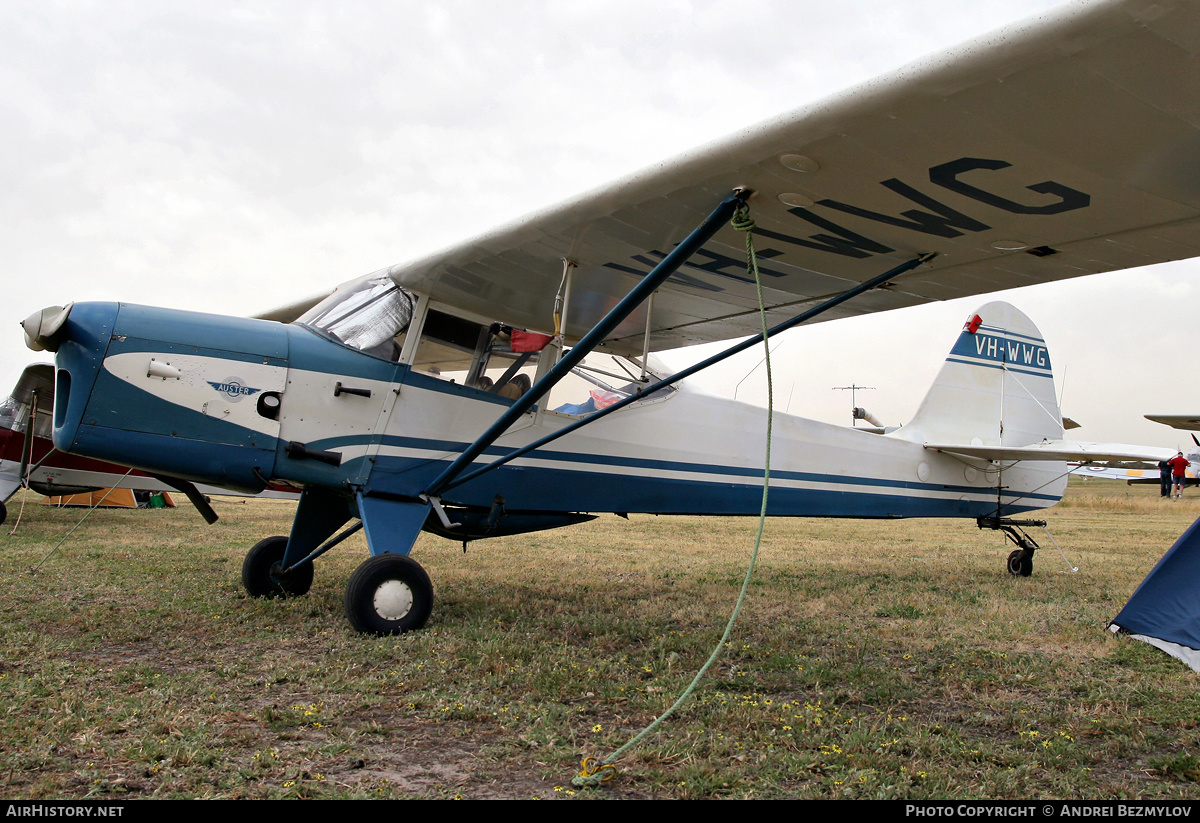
[900,301,1063,447]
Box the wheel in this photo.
[0,498,7,526]
[344,553,433,635]
[242,536,313,598]
[1006,549,1033,577]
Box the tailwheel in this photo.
[344,553,433,635]
[1006,549,1033,577]
[242,535,314,598]
[978,517,1043,578]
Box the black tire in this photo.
[344,553,433,635]
[242,535,313,598]
[0,498,7,526]
[1006,549,1033,577]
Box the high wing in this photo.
[9,363,53,411]
[324,0,1200,356]
[1145,415,1200,431]
[254,293,331,324]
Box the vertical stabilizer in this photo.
[900,302,1063,448]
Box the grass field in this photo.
[2,478,1200,799]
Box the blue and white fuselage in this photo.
[47,298,1063,520]
[28,291,1067,633]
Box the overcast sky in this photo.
[3,0,1196,451]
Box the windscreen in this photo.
[297,273,415,353]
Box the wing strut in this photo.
[422,191,751,498]
[16,389,40,489]
[439,251,935,493]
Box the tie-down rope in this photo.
[574,202,773,787]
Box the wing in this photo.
[370,0,1200,355]
[10,363,54,408]
[254,292,331,324]
[1145,415,1200,431]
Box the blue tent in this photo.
[1111,515,1200,671]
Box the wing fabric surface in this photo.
[365,0,1200,355]
[11,364,54,408]
[254,292,332,324]
[1146,415,1200,431]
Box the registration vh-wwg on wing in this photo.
[20,0,1200,634]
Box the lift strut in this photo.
[440,250,935,493]
[423,190,752,498]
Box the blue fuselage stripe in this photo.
[314,432,1060,503]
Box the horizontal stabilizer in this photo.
[925,441,1175,464]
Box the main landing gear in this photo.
[241,536,314,597]
[344,553,434,635]
[978,516,1044,577]
[241,537,434,636]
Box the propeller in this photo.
[21,304,73,352]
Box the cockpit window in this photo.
[0,395,52,439]
[0,397,17,433]
[297,273,415,357]
[411,312,545,398]
[547,352,675,416]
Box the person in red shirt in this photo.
[1167,451,1191,499]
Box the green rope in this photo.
[29,470,134,573]
[574,202,773,787]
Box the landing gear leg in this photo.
[241,487,351,599]
[978,516,1043,578]
[345,493,435,634]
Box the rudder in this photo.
[899,302,1063,448]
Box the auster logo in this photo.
[207,378,263,403]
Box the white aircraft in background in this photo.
[1069,454,1198,486]
[20,0,1200,634]
[1069,418,1200,487]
